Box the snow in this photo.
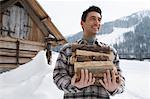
[111,60,150,99]
[0,51,63,99]
[97,27,134,45]
[134,10,150,20]
[0,51,150,99]
[119,10,150,22]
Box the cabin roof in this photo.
[0,0,67,45]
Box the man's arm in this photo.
[53,44,80,93]
[100,47,125,95]
[112,49,125,95]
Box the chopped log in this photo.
[75,65,114,73]
[74,61,114,70]
[74,61,115,85]
[70,49,114,65]
[74,62,115,86]
[75,66,119,85]
[76,55,109,62]
[72,43,111,53]
[71,44,116,86]
[76,50,114,61]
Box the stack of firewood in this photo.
[70,43,115,85]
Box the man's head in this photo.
[81,6,102,22]
[81,6,102,38]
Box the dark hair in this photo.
[81,6,102,22]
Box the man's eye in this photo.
[89,17,101,22]
[98,18,101,22]
[93,17,97,20]
[91,17,96,21]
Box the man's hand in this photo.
[99,68,122,92]
[71,69,95,89]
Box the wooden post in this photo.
[46,43,52,65]
[16,40,20,65]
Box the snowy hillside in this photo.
[97,27,134,45]
[120,10,150,21]
[0,51,150,99]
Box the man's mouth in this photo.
[92,26,99,30]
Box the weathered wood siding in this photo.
[1,5,44,42]
[0,37,45,71]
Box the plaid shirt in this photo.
[53,39,125,99]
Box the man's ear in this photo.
[80,21,83,26]
[80,21,84,30]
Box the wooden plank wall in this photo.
[0,37,45,69]
[1,5,45,42]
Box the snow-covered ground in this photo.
[0,51,150,99]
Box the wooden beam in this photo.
[0,41,44,51]
[26,0,47,18]
[0,37,45,51]
[0,64,18,68]
[45,37,66,46]
[0,56,31,64]
[0,48,37,54]
[0,0,19,13]
[41,17,60,39]
[0,49,36,58]
[40,17,56,39]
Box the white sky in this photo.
[37,0,150,36]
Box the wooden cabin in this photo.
[0,0,67,72]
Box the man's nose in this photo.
[95,19,100,25]
[94,20,100,26]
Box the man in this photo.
[53,6,125,99]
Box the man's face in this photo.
[81,11,102,36]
